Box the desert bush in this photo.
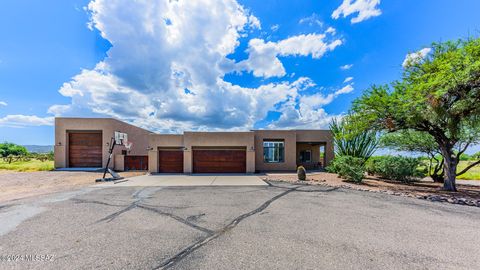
[0,142,28,157]
[327,156,365,183]
[365,156,424,182]
[297,166,306,181]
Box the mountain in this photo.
[23,145,54,153]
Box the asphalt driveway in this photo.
[96,174,268,187]
[0,181,479,269]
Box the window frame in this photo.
[263,140,285,163]
[300,150,312,163]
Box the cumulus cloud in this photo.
[340,64,353,70]
[332,0,381,24]
[0,115,54,128]
[0,101,7,107]
[48,0,344,132]
[402,47,431,68]
[236,32,342,78]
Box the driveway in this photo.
[0,180,479,269]
[96,174,267,187]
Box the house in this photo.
[54,117,334,173]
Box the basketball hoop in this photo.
[124,140,133,151]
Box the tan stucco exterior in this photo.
[54,117,151,169]
[55,117,334,173]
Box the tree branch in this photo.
[456,159,480,176]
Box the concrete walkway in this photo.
[95,174,268,187]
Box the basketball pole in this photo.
[102,137,116,179]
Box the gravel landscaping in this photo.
[262,172,480,207]
[0,171,145,203]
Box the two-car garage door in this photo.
[157,147,247,173]
[192,148,246,173]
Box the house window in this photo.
[299,150,311,163]
[263,141,284,163]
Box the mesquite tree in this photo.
[352,39,480,191]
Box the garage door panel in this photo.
[193,149,246,173]
[159,150,183,173]
[68,132,102,168]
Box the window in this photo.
[299,150,311,163]
[263,141,284,163]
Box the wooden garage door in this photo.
[193,148,246,173]
[158,149,184,173]
[68,132,102,168]
[125,156,148,171]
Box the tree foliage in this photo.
[0,142,28,157]
[352,38,480,191]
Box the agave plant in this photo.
[329,116,378,162]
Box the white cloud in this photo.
[335,84,354,95]
[299,13,323,27]
[48,0,343,132]
[270,24,279,32]
[0,101,7,107]
[402,47,431,68]
[0,115,54,128]
[332,0,381,24]
[343,77,353,83]
[236,31,342,78]
[340,64,353,70]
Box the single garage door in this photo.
[125,156,148,171]
[158,149,184,173]
[68,132,102,168]
[193,148,246,173]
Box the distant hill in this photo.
[23,145,54,153]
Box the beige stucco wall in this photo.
[54,118,151,169]
[253,130,334,171]
[148,134,184,173]
[254,130,297,171]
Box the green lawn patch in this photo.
[0,159,54,172]
[457,161,480,180]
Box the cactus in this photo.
[297,166,306,181]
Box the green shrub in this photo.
[297,166,306,181]
[365,156,424,182]
[327,156,365,183]
[0,142,28,157]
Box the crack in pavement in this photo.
[153,184,340,269]
[94,187,156,224]
[137,204,214,235]
[71,198,129,208]
[153,187,299,269]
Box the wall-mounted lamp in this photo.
[250,146,255,151]
[183,147,188,151]
[57,142,62,146]
[146,147,153,151]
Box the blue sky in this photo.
[0,0,479,148]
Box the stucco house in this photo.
[54,117,334,173]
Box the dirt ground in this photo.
[262,172,480,205]
[0,170,145,203]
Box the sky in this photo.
[0,0,479,149]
